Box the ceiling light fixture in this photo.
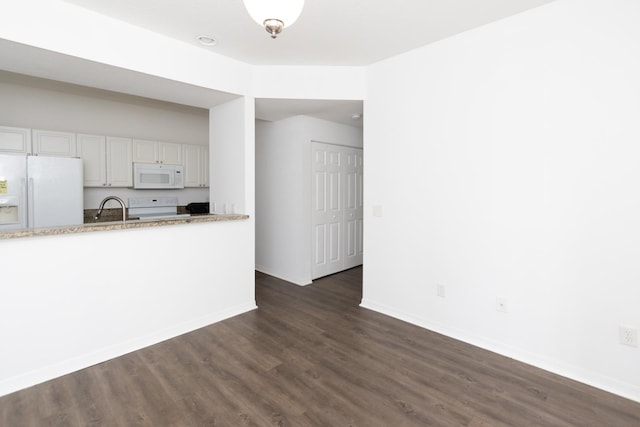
[242,0,304,39]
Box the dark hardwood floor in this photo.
[2,267,639,426]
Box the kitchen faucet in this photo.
[95,196,127,222]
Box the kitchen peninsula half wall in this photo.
[0,214,256,397]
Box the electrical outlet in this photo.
[437,284,446,298]
[496,297,508,313]
[619,326,638,347]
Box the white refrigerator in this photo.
[0,154,84,230]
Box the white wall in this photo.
[210,97,255,215]
[0,71,210,208]
[256,116,363,285]
[363,0,640,402]
[252,66,366,101]
[0,71,209,144]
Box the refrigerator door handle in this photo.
[22,178,27,228]
[28,177,34,228]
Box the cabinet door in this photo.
[182,144,201,187]
[201,147,209,187]
[77,133,107,187]
[0,126,31,154]
[159,142,182,165]
[183,144,209,187]
[132,139,158,163]
[106,137,132,187]
[32,129,76,157]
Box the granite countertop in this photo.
[0,213,249,240]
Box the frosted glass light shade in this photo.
[242,0,304,28]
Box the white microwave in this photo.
[133,163,184,189]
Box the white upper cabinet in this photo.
[202,147,209,188]
[106,137,133,187]
[32,129,76,157]
[132,139,157,163]
[0,126,31,154]
[132,139,182,165]
[78,134,132,187]
[159,141,182,165]
[77,133,106,187]
[183,144,209,187]
[4,125,202,190]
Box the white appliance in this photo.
[128,196,190,220]
[133,163,184,189]
[0,154,84,230]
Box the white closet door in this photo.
[312,144,344,279]
[312,142,363,280]
[343,149,364,270]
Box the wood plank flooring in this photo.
[2,267,639,426]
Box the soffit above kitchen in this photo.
[62,0,556,67]
[0,39,239,110]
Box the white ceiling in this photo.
[63,0,554,66]
[4,1,555,128]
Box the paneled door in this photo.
[343,149,364,270]
[312,143,343,279]
[312,142,363,279]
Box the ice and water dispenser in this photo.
[0,195,20,225]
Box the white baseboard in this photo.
[0,301,257,398]
[360,298,640,404]
[255,266,312,286]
